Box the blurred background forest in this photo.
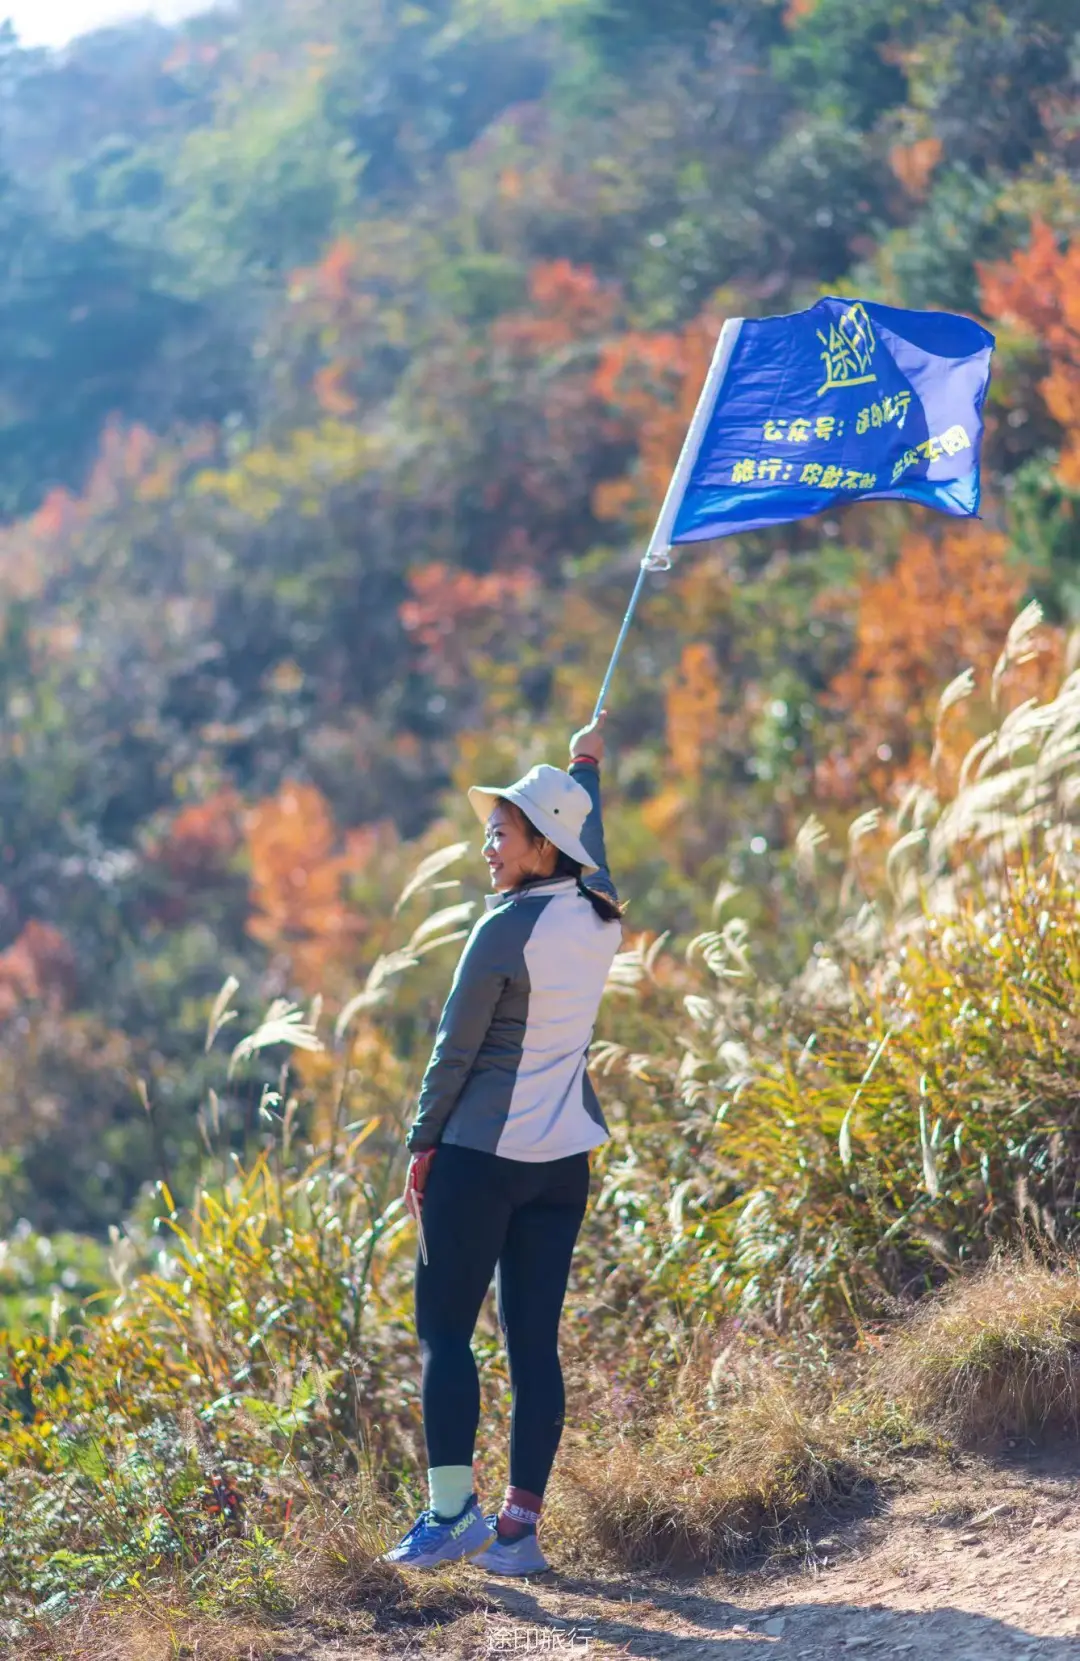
[0,0,1077,1280]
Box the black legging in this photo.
[415,1144,590,1498]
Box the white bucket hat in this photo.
[468,765,597,872]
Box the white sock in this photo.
[428,1465,474,1520]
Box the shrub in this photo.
[593,632,1080,1324]
[552,1348,866,1571]
[705,862,1080,1320]
[17,1481,480,1660]
[872,1255,1080,1448]
[0,991,426,1626]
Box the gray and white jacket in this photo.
[406,761,621,1162]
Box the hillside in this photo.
[0,0,1075,1235]
[4,0,1080,1652]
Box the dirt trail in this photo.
[342,1453,1080,1660]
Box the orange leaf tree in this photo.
[592,312,722,536]
[666,642,724,786]
[819,524,1031,803]
[981,219,1080,487]
[247,782,377,995]
[401,563,538,687]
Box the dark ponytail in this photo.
[552,850,624,925]
[503,801,624,925]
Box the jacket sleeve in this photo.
[570,759,619,905]
[406,912,509,1151]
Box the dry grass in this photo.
[554,1256,1080,1578]
[21,1599,296,1661]
[22,1576,481,1661]
[551,1351,868,1572]
[280,1477,484,1627]
[22,1257,1080,1658]
[17,1478,484,1661]
[872,1256,1080,1449]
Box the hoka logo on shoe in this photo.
[450,1511,475,1540]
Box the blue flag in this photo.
[669,298,995,545]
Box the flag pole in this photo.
[591,318,744,722]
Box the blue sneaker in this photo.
[478,1516,551,1577]
[382,1497,492,1569]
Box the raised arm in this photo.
[569,712,618,905]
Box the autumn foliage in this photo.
[888,136,942,199]
[666,643,724,785]
[0,0,1077,1265]
[401,563,537,683]
[152,791,244,884]
[0,924,76,1020]
[592,315,721,530]
[820,525,1036,800]
[246,783,379,993]
[981,219,1080,486]
[492,260,618,356]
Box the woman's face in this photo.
[483,801,556,893]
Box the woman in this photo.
[384,712,622,1576]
